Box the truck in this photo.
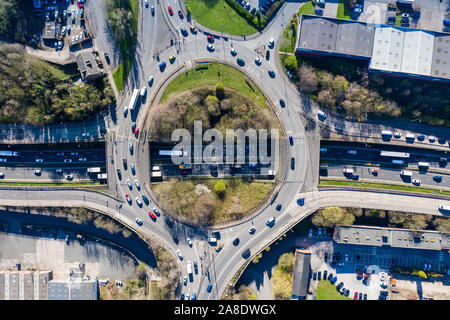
[87,167,101,173]
[400,170,413,176]
[186,260,193,281]
[128,88,139,110]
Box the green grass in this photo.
[161,63,266,108]
[317,280,351,300]
[320,179,450,197]
[186,0,257,36]
[337,0,352,19]
[113,64,125,92]
[298,1,315,16]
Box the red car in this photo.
[178,10,184,19]
[371,169,378,175]
[149,211,157,221]
[125,194,132,203]
[207,35,214,43]
[354,292,358,300]
[78,3,84,8]
[134,128,139,135]
[168,6,173,15]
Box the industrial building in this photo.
[75,52,103,82]
[296,14,450,82]
[290,248,312,300]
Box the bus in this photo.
[380,151,410,158]
[0,151,19,157]
[128,89,139,110]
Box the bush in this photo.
[215,82,225,100]
[214,181,226,196]
[312,207,355,227]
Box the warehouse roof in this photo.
[291,249,311,299]
[431,33,450,79]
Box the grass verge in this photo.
[317,280,351,300]
[320,179,450,197]
[161,63,266,108]
[337,0,352,19]
[186,0,257,36]
[298,1,315,16]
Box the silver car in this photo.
[134,179,140,190]
[135,197,142,207]
[126,179,132,189]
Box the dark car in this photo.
[345,289,350,296]
[359,292,363,300]
[327,273,333,281]
[181,28,188,36]
[363,293,367,300]
[172,235,179,244]
[242,248,251,259]
[265,50,270,60]
[268,70,275,78]
[323,270,327,279]
[180,294,185,300]
[317,271,321,281]
[207,35,214,43]
[336,282,344,290]
[313,272,317,280]
[276,204,282,211]
[237,58,245,66]
[433,175,442,182]
[289,136,293,145]
[116,169,122,180]
[159,61,166,71]
[178,10,184,19]
[250,7,256,14]
[165,218,174,228]
[324,252,328,262]
[291,157,295,170]
[233,238,240,246]
[104,52,110,64]
[330,276,337,284]
[279,98,285,108]
[206,284,212,293]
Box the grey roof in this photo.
[431,33,450,79]
[297,15,374,58]
[8,272,19,300]
[0,273,4,300]
[291,249,311,299]
[48,279,98,300]
[334,225,449,251]
[75,52,102,81]
[43,22,56,40]
[22,272,34,300]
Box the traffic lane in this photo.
[0,166,104,181]
[324,165,450,189]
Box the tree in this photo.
[214,182,226,197]
[432,217,450,232]
[317,90,335,108]
[278,252,294,273]
[297,64,318,93]
[312,207,355,228]
[272,270,291,300]
[285,55,298,74]
[135,263,147,280]
[388,212,430,230]
[215,82,225,100]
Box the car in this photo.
[255,57,262,65]
[193,260,198,273]
[140,87,146,98]
[288,135,294,146]
[402,13,410,18]
[268,38,274,48]
[145,0,149,7]
[327,273,333,281]
[180,27,188,36]
[266,216,275,227]
[187,238,193,247]
[297,198,305,206]
[81,132,90,137]
[123,158,127,170]
[344,289,350,296]
[433,175,442,182]
[177,249,183,260]
[191,293,196,300]
[65,174,73,180]
[58,41,63,50]
[183,276,187,286]
[34,169,42,175]
[149,212,156,220]
[123,106,128,117]
[348,150,357,155]
[207,35,214,43]
[135,197,142,207]
[428,136,436,143]
[230,48,237,56]
[354,292,358,300]
[168,6,173,15]
[125,194,132,203]
[64,158,72,163]
[412,179,421,185]
[206,284,212,293]
[55,169,63,174]
[242,248,251,259]
[159,61,166,71]
[151,5,155,15]
[336,282,344,291]
[78,158,86,162]
[359,292,362,300]
[276,204,282,211]
[133,126,139,136]
[190,24,197,33]
[135,218,143,226]
[330,276,337,284]
[249,226,256,234]
[371,169,378,175]
[363,293,367,300]
[178,10,184,19]
[417,135,426,141]
[250,7,256,14]
[207,43,215,51]
[232,238,240,246]
[268,70,275,78]
[324,252,328,262]
[130,163,135,175]
[126,179,132,189]
[394,132,401,138]
[291,157,295,170]
[148,76,154,87]
[35,158,43,163]
[61,26,66,36]
[165,218,174,228]
[318,271,321,280]
[237,58,245,66]
[169,55,176,63]
[141,194,149,205]
[128,141,133,152]
[266,50,270,60]
[153,207,160,216]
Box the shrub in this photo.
[215,82,225,100]
[214,181,226,196]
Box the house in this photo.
[75,52,103,82]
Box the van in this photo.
[207,237,217,245]
[318,110,327,120]
[381,130,393,136]
[401,170,412,176]
[140,87,147,98]
[343,168,353,174]
[266,216,275,227]
[405,133,415,140]
[418,162,430,168]
[152,165,160,171]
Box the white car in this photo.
[35,158,43,163]
[187,238,193,247]
[268,38,274,48]
[255,57,262,65]
[207,43,215,51]
[0,172,4,178]
[64,158,72,163]
[230,48,237,55]
[34,169,41,175]
[428,136,436,143]
[412,179,421,185]
[55,169,63,174]
[135,218,143,226]
[348,150,357,155]
[135,197,142,207]
[177,249,183,260]
[145,0,149,7]
[134,179,140,190]
[123,106,128,117]
[81,132,90,137]
[183,276,187,286]
[126,179,132,189]
[65,174,73,180]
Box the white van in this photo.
[140,87,147,98]
[400,170,413,176]
[381,130,393,137]
[343,168,354,174]
[152,165,160,171]
[266,217,275,227]
[405,133,415,140]
[318,111,327,120]
[207,237,217,245]
[418,162,430,168]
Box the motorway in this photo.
[0,0,449,302]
